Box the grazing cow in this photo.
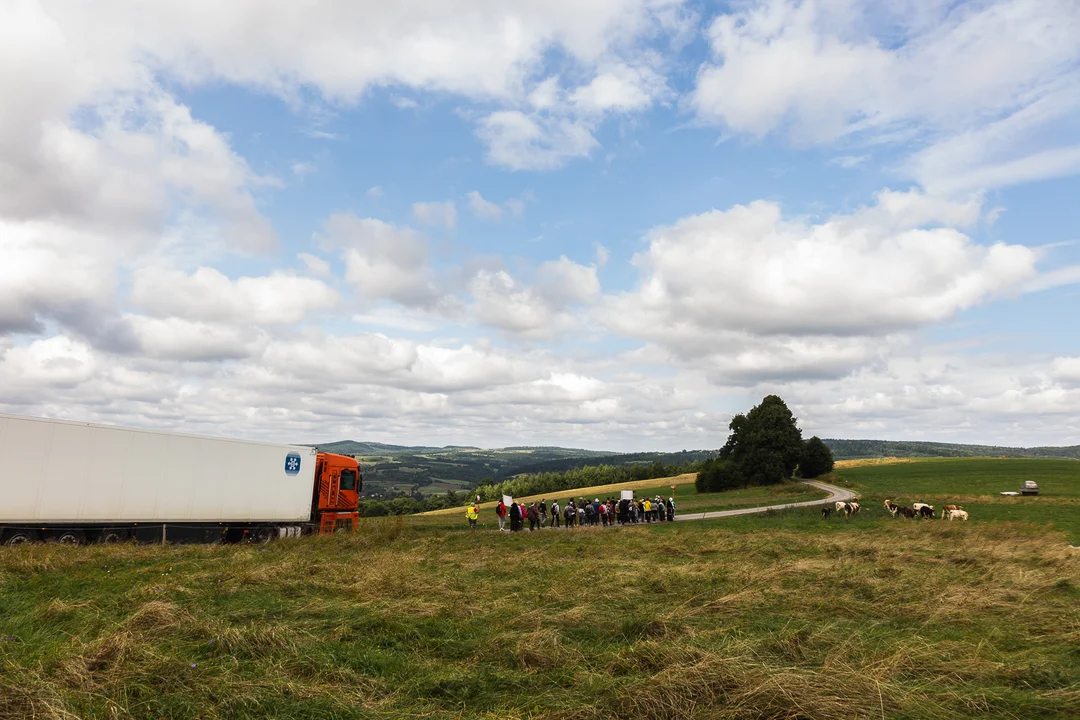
[899,506,917,519]
[945,509,969,521]
[883,499,900,517]
[911,500,937,518]
[835,501,849,516]
[918,505,934,519]
[847,501,861,516]
[821,506,832,519]
[941,504,964,520]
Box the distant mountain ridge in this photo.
[305,438,1080,499]
[824,439,1080,460]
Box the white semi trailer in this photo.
[0,413,362,545]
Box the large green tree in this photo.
[799,436,835,479]
[718,395,804,485]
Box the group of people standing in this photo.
[486,494,676,532]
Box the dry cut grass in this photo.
[0,516,1078,719]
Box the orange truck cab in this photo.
[313,452,362,534]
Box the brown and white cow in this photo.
[941,504,964,520]
[944,508,969,521]
[883,499,900,517]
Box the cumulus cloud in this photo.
[468,257,600,338]
[125,316,269,361]
[570,63,667,115]
[129,267,339,325]
[0,220,117,335]
[603,190,1038,365]
[318,213,448,309]
[476,60,668,170]
[477,111,600,171]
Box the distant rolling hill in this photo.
[824,439,1080,460]
[305,437,1080,498]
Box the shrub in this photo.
[799,436,835,479]
[695,458,745,493]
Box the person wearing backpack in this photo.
[495,500,507,531]
[550,500,561,528]
[538,499,547,527]
[465,503,479,530]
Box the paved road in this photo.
[674,479,858,523]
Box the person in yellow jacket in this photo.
[642,498,652,523]
[466,504,479,530]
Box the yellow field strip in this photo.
[833,457,916,469]
[420,473,698,517]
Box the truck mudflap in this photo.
[319,512,359,535]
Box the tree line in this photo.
[357,459,702,517]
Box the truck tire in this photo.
[55,529,86,545]
[98,530,126,544]
[4,530,36,546]
[251,527,274,544]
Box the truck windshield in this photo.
[339,469,357,491]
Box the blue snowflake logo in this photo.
[284,452,302,475]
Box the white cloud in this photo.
[535,256,601,306]
[126,316,269,361]
[298,252,332,277]
[468,257,599,338]
[692,0,1080,189]
[412,200,457,230]
[291,161,316,178]
[318,213,447,309]
[391,96,420,110]
[604,190,1037,357]
[0,219,117,335]
[830,155,868,168]
[467,191,504,221]
[366,185,384,198]
[570,63,667,115]
[129,267,339,325]
[469,270,566,338]
[478,111,599,171]
[504,197,526,216]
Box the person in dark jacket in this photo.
[527,503,540,531]
[538,499,547,527]
[509,501,522,532]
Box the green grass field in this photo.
[829,458,1080,542]
[1,458,1078,719]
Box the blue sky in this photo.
[2,0,1080,450]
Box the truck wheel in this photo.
[4,531,36,546]
[99,530,125,544]
[252,527,274,544]
[56,529,86,545]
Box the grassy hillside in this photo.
[5,458,1077,719]
[1,515,1077,718]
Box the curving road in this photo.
[674,479,858,523]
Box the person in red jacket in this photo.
[495,500,507,532]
